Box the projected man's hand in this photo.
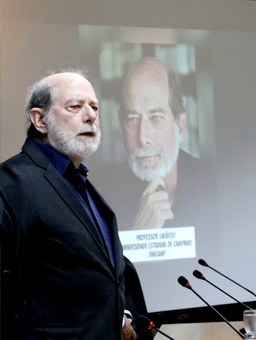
[132,177,173,230]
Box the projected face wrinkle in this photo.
[123,69,181,182]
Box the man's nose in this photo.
[82,105,98,124]
[139,117,151,146]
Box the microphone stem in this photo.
[153,326,175,340]
[205,279,253,310]
[208,266,256,297]
[190,287,244,339]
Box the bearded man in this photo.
[0,71,136,340]
[116,58,202,231]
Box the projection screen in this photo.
[1,0,256,321]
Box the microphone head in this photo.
[193,270,205,280]
[136,315,154,330]
[198,259,208,267]
[178,276,191,289]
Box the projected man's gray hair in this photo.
[118,58,185,125]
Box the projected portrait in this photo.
[118,57,193,230]
[95,43,202,232]
[80,29,218,263]
[100,51,205,262]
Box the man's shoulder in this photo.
[0,139,49,194]
[0,152,28,180]
[0,138,49,173]
[178,149,199,168]
[1,150,25,166]
[177,149,201,183]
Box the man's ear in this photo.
[29,108,48,134]
[178,112,186,144]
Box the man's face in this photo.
[122,72,185,182]
[45,74,101,163]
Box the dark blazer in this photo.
[124,257,153,340]
[0,138,125,340]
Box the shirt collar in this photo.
[32,138,89,176]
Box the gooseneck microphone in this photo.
[136,315,176,340]
[177,276,244,339]
[198,259,256,297]
[193,269,253,310]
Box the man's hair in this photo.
[25,68,87,137]
[166,68,185,123]
[119,58,185,125]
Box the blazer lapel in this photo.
[86,180,125,279]
[22,138,114,270]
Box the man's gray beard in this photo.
[128,125,180,182]
[45,113,101,160]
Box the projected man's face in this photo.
[122,70,185,182]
